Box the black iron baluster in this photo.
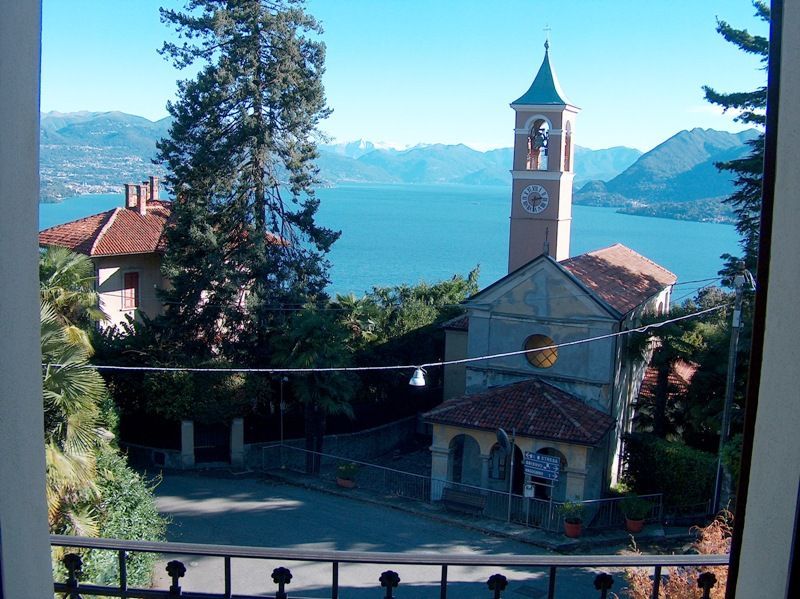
[379,570,400,599]
[166,560,186,596]
[593,573,614,599]
[697,572,717,599]
[118,549,127,596]
[547,566,556,599]
[224,556,231,598]
[272,566,293,599]
[62,553,83,599]
[440,564,448,599]
[651,565,662,599]
[332,561,339,599]
[487,573,508,599]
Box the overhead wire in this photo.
[45,303,728,375]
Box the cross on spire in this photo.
[543,25,552,50]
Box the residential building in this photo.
[38,177,171,329]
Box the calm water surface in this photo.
[39,183,739,299]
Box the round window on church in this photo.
[524,334,558,368]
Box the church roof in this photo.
[559,243,677,315]
[441,314,469,331]
[512,45,573,106]
[424,379,615,446]
[39,201,172,257]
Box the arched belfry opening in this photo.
[527,119,550,171]
[563,121,573,172]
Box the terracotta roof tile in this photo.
[441,314,469,331]
[40,201,172,256]
[424,379,615,446]
[560,243,677,315]
[637,359,698,403]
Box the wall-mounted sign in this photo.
[523,451,560,481]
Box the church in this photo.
[424,42,676,503]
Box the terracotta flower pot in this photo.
[564,520,582,538]
[625,517,645,533]
[336,477,356,489]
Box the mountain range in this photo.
[39,111,757,224]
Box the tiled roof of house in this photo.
[560,243,677,315]
[424,379,615,446]
[39,201,172,257]
[441,314,469,331]
[637,359,698,403]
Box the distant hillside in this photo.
[574,128,759,222]
[40,111,750,224]
[40,111,170,201]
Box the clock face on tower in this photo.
[520,184,549,214]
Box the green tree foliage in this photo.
[156,0,338,356]
[274,307,356,472]
[622,433,717,509]
[703,1,769,281]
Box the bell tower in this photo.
[508,41,580,272]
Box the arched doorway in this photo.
[448,434,481,486]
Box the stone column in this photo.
[180,420,195,468]
[230,417,244,467]
[480,453,491,488]
[430,446,450,500]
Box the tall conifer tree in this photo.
[156,0,338,355]
[703,1,768,281]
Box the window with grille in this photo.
[524,334,558,368]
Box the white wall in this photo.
[0,0,55,596]
[95,253,166,328]
[735,2,800,596]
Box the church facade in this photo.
[425,44,675,503]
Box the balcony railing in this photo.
[52,534,729,599]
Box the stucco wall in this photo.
[442,329,467,399]
[95,253,166,328]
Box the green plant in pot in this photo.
[558,500,585,538]
[620,494,652,533]
[336,462,359,488]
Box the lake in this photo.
[39,183,739,300]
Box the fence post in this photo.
[697,572,717,599]
[272,566,293,599]
[166,560,186,596]
[487,573,508,599]
[380,570,400,598]
[62,553,83,599]
[593,573,614,599]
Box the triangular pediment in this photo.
[466,255,618,321]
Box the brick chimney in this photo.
[135,184,147,216]
[149,175,159,201]
[124,183,136,209]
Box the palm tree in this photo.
[41,301,106,535]
[275,308,356,473]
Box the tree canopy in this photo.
[703,1,769,281]
[156,0,338,356]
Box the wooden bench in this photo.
[442,487,487,515]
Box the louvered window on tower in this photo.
[524,334,558,368]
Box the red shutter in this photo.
[123,272,139,309]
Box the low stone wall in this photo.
[121,442,183,470]
[244,415,419,469]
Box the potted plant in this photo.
[620,494,652,533]
[336,462,359,488]
[558,500,585,538]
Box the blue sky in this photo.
[41,1,767,151]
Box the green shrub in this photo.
[721,433,743,485]
[620,494,653,520]
[79,448,168,587]
[558,499,585,523]
[622,433,716,508]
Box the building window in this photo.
[123,271,139,310]
[524,334,558,368]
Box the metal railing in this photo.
[52,534,728,599]
[261,445,662,533]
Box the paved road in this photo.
[153,473,616,598]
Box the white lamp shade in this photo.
[409,368,427,387]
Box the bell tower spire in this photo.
[507,40,580,272]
